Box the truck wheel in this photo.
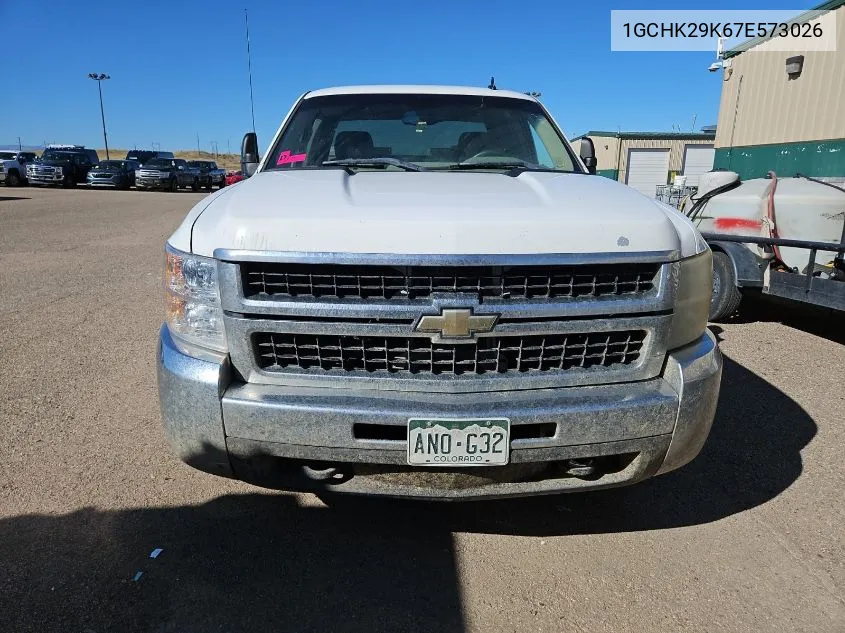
[709,251,743,321]
[170,178,178,193]
[6,170,20,187]
[192,178,199,192]
[63,175,77,188]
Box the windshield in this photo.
[0,152,16,160]
[95,161,123,170]
[265,93,580,173]
[144,159,175,169]
[41,151,74,162]
[187,161,212,168]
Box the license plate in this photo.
[407,418,510,466]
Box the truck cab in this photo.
[0,151,38,186]
[157,85,722,500]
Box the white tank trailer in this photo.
[681,171,845,319]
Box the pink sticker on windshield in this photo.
[276,150,307,165]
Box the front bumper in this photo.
[157,327,721,500]
[88,178,121,187]
[27,174,64,184]
[137,176,172,187]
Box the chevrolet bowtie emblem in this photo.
[416,308,499,340]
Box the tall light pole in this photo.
[88,73,111,159]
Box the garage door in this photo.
[682,145,715,186]
[626,149,670,197]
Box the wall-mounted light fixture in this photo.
[786,55,805,79]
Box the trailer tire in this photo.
[710,251,743,321]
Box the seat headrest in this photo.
[334,131,374,160]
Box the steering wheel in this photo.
[461,150,507,163]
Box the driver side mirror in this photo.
[578,137,597,175]
[241,132,259,177]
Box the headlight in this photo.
[666,249,712,350]
[164,244,227,352]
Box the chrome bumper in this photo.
[27,175,63,184]
[157,326,721,500]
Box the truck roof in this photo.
[304,85,536,101]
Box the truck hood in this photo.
[181,170,697,257]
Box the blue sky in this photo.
[0,0,811,153]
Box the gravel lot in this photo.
[1,187,843,632]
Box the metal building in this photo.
[714,1,845,180]
[569,131,716,196]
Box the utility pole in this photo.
[197,132,201,156]
[245,9,256,133]
[17,137,22,151]
[87,73,111,159]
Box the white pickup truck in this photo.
[0,150,38,186]
[157,85,721,500]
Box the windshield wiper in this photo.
[441,160,573,177]
[322,157,427,172]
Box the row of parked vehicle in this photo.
[0,145,245,191]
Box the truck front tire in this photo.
[709,251,743,321]
[5,170,21,187]
[170,178,178,193]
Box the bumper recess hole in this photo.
[353,423,407,441]
[511,423,557,440]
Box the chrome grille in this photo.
[253,331,646,376]
[241,263,660,301]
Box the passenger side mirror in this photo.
[241,132,259,177]
[579,137,597,175]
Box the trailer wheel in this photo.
[710,251,743,321]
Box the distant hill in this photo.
[98,149,241,171]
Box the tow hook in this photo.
[303,464,350,484]
[563,458,599,477]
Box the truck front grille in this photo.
[253,330,645,376]
[241,263,659,301]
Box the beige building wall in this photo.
[590,136,621,172]
[617,138,714,182]
[572,135,715,179]
[715,6,845,148]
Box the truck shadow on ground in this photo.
[0,493,465,633]
[720,292,845,344]
[442,353,816,536]
[0,355,815,631]
[0,196,31,202]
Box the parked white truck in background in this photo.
[157,85,722,500]
[0,150,38,186]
